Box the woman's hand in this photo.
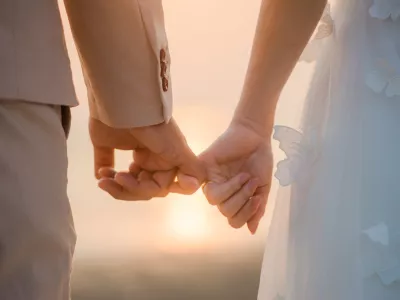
[200,121,273,234]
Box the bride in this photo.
[200,0,400,299]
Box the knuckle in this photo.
[109,188,130,201]
[116,194,129,201]
[158,190,169,198]
[109,190,123,200]
[204,188,217,205]
[228,218,244,229]
[234,178,245,191]
[140,195,152,201]
[218,204,233,218]
[206,195,218,206]
[202,184,214,202]
[136,191,154,201]
[180,186,197,196]
[185,190,197,196]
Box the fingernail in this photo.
[187,177,200,189]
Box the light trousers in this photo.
[0,100,76,299]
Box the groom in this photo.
[0,0,270,299]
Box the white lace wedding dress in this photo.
[258,1,400,299]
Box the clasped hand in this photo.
[91,117,273,234]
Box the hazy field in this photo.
[72,249,263,300]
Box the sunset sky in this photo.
[58,0,313,261]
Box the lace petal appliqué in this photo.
[386,76,400,97]
[365,59,400,97]
[273,294,285,300]
[273,126,318,186]
[314,13,334,39]
[364,222,390,246]
[369,0,400,21]
[362,223,400,286]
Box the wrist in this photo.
[231,114,274,140]
[232,100,276,139]
[232,76,280,139]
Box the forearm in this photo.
[233,0,327,137]
[64,0,172,128]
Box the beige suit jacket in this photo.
[0,0,172,128]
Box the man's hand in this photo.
[199,120,273,234]
[89,117,206,200]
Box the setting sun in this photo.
[163,193,211,248]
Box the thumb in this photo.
[93,145,115,179]
[178,150,207,186]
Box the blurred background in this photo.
[59,1,313,299]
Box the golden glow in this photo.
[163,192,210,248]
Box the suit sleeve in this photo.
[64,0,172,128]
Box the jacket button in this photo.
[160,49,167,63]
[162,77,169,92]
[160,62,167,77]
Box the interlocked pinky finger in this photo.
[202,173,251,205]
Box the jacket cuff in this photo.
[88,90,165,128]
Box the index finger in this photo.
[93,145,114,179]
